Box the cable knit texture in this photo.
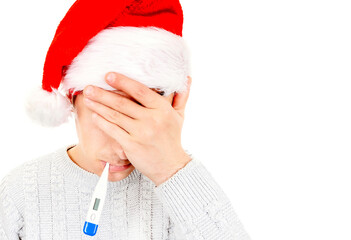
[0,144,251,239]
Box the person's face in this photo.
[71,88,175,182]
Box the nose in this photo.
[112,143,128,160]
[117,148,128,160]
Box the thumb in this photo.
[172,76,192,116]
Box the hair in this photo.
[72,94,78,107]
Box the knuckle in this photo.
[150,116,165,133]
[108,110,119,121]
[150,114,160,126]
[163,108,173,118]
[142,127,155,139]
[93,87,101,97]
[135,87,147,99]
[113,95,125,108]
[157,109,171,124]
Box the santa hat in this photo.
[25,0,191,127]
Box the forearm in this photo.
[154,155,251,240]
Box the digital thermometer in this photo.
[83,162,109,236]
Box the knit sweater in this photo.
[0,144,250,240]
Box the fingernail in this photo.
[106,73,116,83]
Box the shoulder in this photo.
[1,148,57,183]
[0,147,62,213]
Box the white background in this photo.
[0,1,350,239]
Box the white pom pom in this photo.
[24,86,73,127]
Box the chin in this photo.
[108,165,135,182]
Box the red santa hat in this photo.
[25,0,191,127]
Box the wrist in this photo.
[153,151,192,187]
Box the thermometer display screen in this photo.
[93,198,100,211]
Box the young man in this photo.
[0,0,251,239]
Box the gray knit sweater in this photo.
[0,144,250,240]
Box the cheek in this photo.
[76,105,110,144]
[74,96,125,154]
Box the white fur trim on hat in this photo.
[61,26,191,97]
[24,86,73,127]
[25,26,191,128]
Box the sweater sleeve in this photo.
[153,153,251,240]
[0,175,23,240]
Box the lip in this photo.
[100,161,132,173]
[109,163,132,172]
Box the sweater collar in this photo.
[55,143,142,188]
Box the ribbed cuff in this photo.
[153,155,227,224]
